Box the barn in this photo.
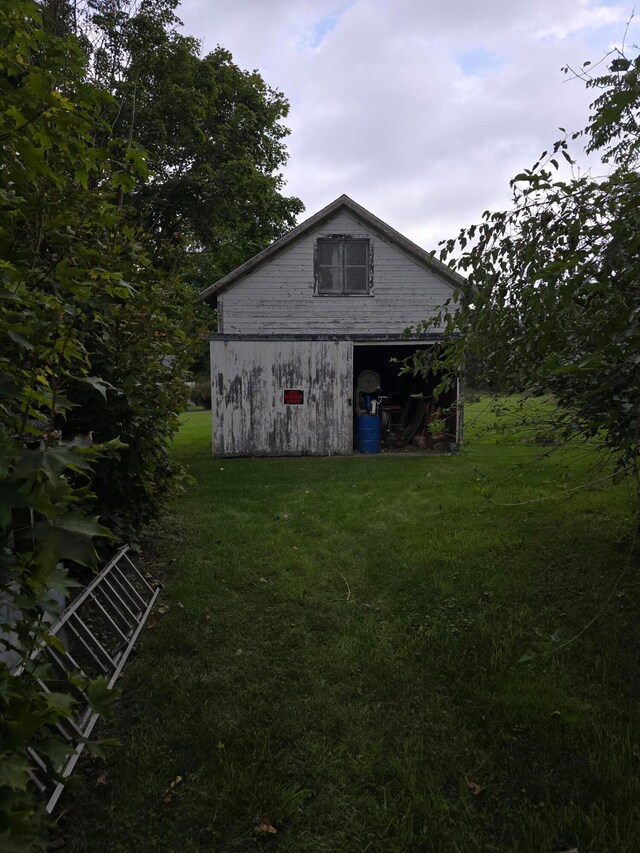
[200,195,464,457]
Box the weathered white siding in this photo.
[211,339,353,457]
[219,212,452,336]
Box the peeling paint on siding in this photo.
[222,211,451,336]
[211,339,353,457]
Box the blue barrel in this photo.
[357,414,381,454]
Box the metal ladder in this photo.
[12,545,160,813]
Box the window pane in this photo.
[345,267,368,292]
[318,240,340,266]
[318,266,341,292]
[346,240,368,266]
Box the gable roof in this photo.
[199,194,465,303]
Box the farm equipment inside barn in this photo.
[353,344,458,452]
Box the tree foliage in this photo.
[59,265,197,538]
[417,49,640,483]
[82,0,304,282]
[0,1,137,845]
[36,0,303,532]
[1,0,303,842]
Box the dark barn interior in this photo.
[353,344,457,451]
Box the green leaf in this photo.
[42,633,67,654]
[31,528,100,571]
[53,511,111,538]
[83,736,121,759]
[86,677,120,716]
[44,691,76,715]
[38,737,74,766]
[0,755,32,791]
[74,167,89,188]
[7,330,33,350]
[76,375,110,399]
[610,57,631,71]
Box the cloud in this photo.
[178,0,640,247]
[533,2,629,40]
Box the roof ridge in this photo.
[199,195,464,302]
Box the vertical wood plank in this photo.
[211,339,354,457]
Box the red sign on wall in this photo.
[284,389,304,405]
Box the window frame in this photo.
[314,235,374,297]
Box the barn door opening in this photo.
[352,343,458,452]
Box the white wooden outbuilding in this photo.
[200,195,464,457]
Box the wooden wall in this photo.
[218,211,453,336]
[211,339,353,457]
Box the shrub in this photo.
[191,380,212,409]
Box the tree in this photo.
[0,1,139,844]
[58,262,199,539]
[82,0,304,283]
[44,0,303,375]
[416,49,640,494]
[0,0,204,842]
[35,0,304,533]
[2,1,303,842]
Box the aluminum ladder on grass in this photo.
[12,545,160,813]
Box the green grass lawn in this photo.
[57,403,640,852]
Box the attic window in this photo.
[315,237,371,295]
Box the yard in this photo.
[57,403,640,851]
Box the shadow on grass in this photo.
[55,409,640,852]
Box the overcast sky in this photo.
[178,0,638,249]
